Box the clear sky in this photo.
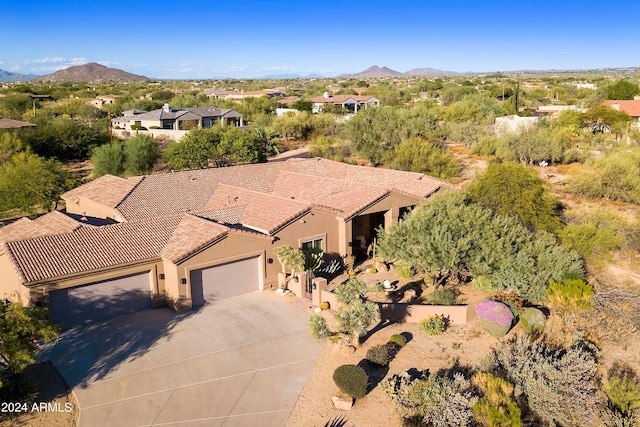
[1,0,638,79]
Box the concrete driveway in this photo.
[39,292,322,427]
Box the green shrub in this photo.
[419,315,446,335]
[308,314,330,341]
[389,334,407,348]
[393,261,414,279]
[547,278,594,310]
[519,307,546,333]
[333,364,368,399]
[489,290,523,317]
[605,373,640,415]
[366,344,391,366]
[424,287,458,305]
[472,372,522,427]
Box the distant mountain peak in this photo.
[34,63,149,83]
[0,69,40,82]
[341,65,404,78]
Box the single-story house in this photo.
[307,93,380,113]
[0,158,447,329]
[111,104,244,131]
[603,100,640,123]
[0,118,36,129]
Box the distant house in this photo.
[111,104,244,131]
[88,95,118,109]
[533,105,582,118]
[307,93,379,113]
[603,100,640,124]
[204,88,287,102]
[0,118,36,130]
[493,115,539,137]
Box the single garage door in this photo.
[49,271,153,330]
[190,257,260,307]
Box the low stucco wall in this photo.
[316,287,475,325]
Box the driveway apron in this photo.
[39,292,322,427]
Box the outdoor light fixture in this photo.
[159,274,165,280]
[180,278,187,284]
[268,258,274,264]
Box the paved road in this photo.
[40,292,322,427]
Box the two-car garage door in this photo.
[49,271,153,330]
[190,257,260,307]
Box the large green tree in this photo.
[466,162,562,233]
[607,79,640,100]
[91,142,125,177]
[123,134,160,175]
[0,152,75,215]
[376,194,582,302]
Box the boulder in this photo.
[332,395,354,410]
[475,300,514,338]
[520,307,546,333]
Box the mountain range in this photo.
[0,69,40,82]
[340,65,458,78]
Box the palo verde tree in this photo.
[376,193,582,302]
[0,152,75,216]
[465,161,562,234]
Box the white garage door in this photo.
[49,271,153,330]
[190,257,260,307]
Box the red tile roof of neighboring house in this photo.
[204,184,311,234]
[5,216,181,284]
[603,100,640,118]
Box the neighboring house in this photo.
[223,88,287,102]
[603,100,640,125]
[493,114,539,137]
[307,93,379,113]
[533,105,581,118]
[0,118,36,129]
[88,95,118,109]
[0,158,447,329]
[111,104,244,131]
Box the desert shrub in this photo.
[419,315,446,335]
[547,278,594,310]
[483,334,600,426]
[392,261,414,279]
[475,300,514,338]
[560,206,626,266]
[602,409,637,427]
[382,371,477,427]
[472,372,522,427]
[424,287,458,305]
[605,373,640,415]
[334,277,368,305]
[366,344,391,366]
[519,307,546,333]
[308,314,330,341]
[389,334,407,348]
[333,364,368,399]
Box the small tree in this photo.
[0,301,58,386]
[334,278,379,347]
[124,134,159,175]
[272,245,305,289]
[92,142,125,177]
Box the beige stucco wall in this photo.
[0,252,29,304]
[63,196,121,221]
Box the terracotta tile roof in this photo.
[160,214,229,263]
[115,163,283,221]
[195,206,246,225]
[204,184,310,234]
[5,216,181,284]
[0,118,36,129]
[270,171,391,220]
[62,175,143,209]
[603,100,640,118]
[0,211,85,243]
[281,158,446,198]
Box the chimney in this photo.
[162,103,171,112]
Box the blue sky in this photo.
[1,0,638,79]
